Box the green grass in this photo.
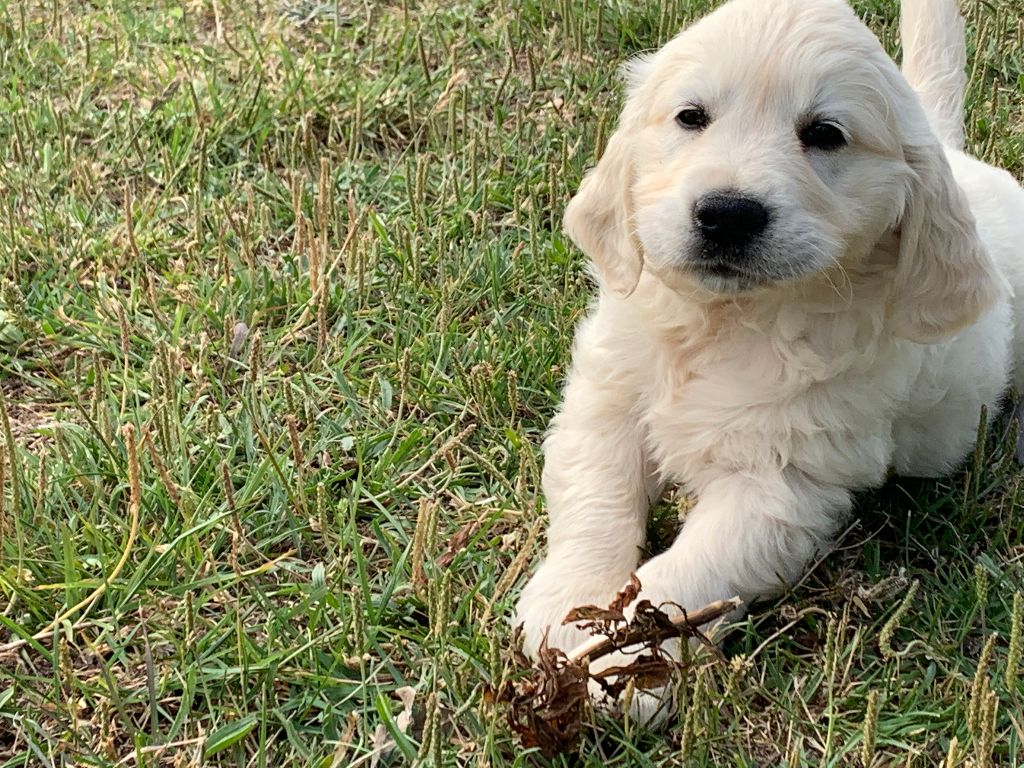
[0,0,1022,765]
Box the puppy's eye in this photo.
[676,107,709,130]
[800,121,847,151]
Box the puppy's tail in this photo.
[899,0,968,149]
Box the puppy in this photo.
[515,0,1024,716]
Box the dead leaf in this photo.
[591,654,675,699]
[436,521,480,568]
[332,713,358,768]
[367,687,417,768]
[609,573,642,614]
[562,605,625,624]
[395,686,416,734]
[499,632,589,759]
[368,725,390,768]
[562,573,642,625]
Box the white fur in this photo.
[514,0,1024,712]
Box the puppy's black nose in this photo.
[694,193,769,247]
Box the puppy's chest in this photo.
[635,317,912,480]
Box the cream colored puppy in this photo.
[515,0,1024,705]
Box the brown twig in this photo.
[565,596,743,664]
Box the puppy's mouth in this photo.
[686,257,769,292]
[691,260,750,278]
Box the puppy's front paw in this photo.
[514,563,624,658]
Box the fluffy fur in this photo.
[514,0,1024,716]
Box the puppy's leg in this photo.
[515,368,654,658]
[582,469,848,720]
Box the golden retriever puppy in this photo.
[515,0,1024,718]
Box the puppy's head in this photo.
[565,0,999,341]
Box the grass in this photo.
[0,0,1021,764]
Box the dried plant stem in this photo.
[566,597,742,664]
[124,185,140,262]
[143,429,181,508]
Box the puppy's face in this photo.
[628,0,914,294]
[568,0,1000,346]
[568,0,925,297]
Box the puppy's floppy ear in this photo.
[889,142,1003,342]
[564,129,643,296]
[564,56,654,296]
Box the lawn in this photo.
[0,0,1022,765]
